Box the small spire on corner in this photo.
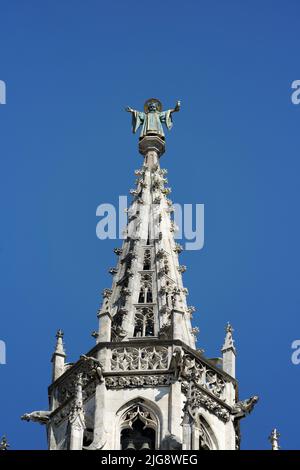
[222,322,236,353]
[0,435,9,450]
[51,329,66,382]
[269,428,280,450]
[221,322,236,378]
[54,329,66,356]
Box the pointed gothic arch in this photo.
[195,415,219,450]
[115,398,162,450]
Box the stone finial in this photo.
[222,322,236,353]
[269,428,280,450]
[0,436,9,450]
[52,329,66,382]
[56,328,63,338]
[54,329,66,356]
[221,322,236,378]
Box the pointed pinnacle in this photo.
[56,329,64,339]
[0,435,9,450]
[54,329,66,356]
[269,428,280,450]
[222,321,236,353]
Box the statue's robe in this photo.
[131,110,173,138]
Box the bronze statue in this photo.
[126,98,180,139]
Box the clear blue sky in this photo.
[0,0,299,450]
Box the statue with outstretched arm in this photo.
[125,98,180,139]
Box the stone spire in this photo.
[269,428,280,450]
[222,322,236,378]
[0,436,9,450]
[51,329,66,382]
[94,132,196,348]
[24,99,259,451]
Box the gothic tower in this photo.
[22,99,258,450]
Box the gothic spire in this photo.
[95,131,196,348]
[54,329,65,355]
[269,428,280,450]
[51,329,66,382]
[0,436,9,450]
[222,323,236,352]
[222,322,236,377]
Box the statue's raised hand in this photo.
[125,106,134,113]
[174,100,181,112]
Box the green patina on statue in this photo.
[125,98,180,140]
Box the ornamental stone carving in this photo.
[232,396,259,420]
[102,288,112,299]
[183,384,230,423]
[121,405,157,430]
[187,306,196,315]
[21,410,51,425]
[161,187,171,195]
[111,346,169,371]
[173,351,226,401]
[134,169,145,176]
[173,243,183,254]
[55,359,99,405]
[130,189,139,197]
[120,287,131,297]
[178,265,187,273]
[105,374,172,389]
[109,268,118,275]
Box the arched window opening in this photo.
[138,274,153,303]
[198,416,216,450]
[143,249,151,270]
[199,439,210,450]
[83,428,93,447]
[133,308,154,337]
[120,405,156,450]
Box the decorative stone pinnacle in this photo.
[222,322,236,353]
[109,267,118,275]
[187,306,196,316]
[76,372,83,388]
[178,265,187,273]
[54,329,66,356]
[191,326,200,337]
[68,373,85,427]
[56,329,64,339]
[269,428,280,450]
[174,243,183,254]
[0,435,9,450]
[102,288,112,299]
